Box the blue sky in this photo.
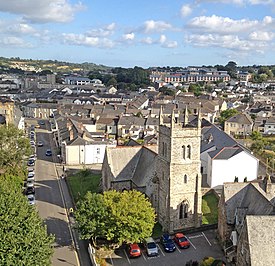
[0,0,274,68]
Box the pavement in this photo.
[55,163,92,266]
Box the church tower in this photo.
[156,107,202,232]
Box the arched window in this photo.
[182,145,186,159]
[184,204,188,218]
[187,145,191,159]
[184,174,188,184]
[179,202,188,219]
[179,203,183,219]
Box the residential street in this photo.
[34,126,80,266]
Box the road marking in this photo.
[202,232,212,246]
[175,245,182,253]
[157,244,165,256]
[141,251,147,260]
[186,236,196,250]
[188,234,203,239]
[123,249,131,264]
[109,255,114,265]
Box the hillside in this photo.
[0,57,111,74]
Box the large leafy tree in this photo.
[75,190,156,248]
[218,109,239,127]
[0,175,54,265]
[0,124,32,177]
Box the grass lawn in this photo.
[67,169,101,203]
[202,192,219,225]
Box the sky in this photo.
[0,0,274,68]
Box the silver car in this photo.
[145,237,159,257]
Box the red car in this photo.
[128,243,141,258]
[174,233,190,249]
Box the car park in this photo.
[25,186,35,195]
[45,149,52,156]
[160,233,176,252]
[37,141,43,147]
[174,233,190,249]
[27,159,35,166]
[27,194,35,205]
[145,237,159,257]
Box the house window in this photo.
[184,174,188,184]
[182,145,186,159]
[187,145,191,159]
[162,142,165,156]
[96,148,100,154]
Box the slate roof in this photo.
[226,113,253,124]
[201,121,237,153]
[208,146,243,159]
[223,182,274,224]
[105,146,157,187]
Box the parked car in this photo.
[27,194,35,205]
[127,243,141,258]
[26,180,34,188]
[145,237,158,257]
[160,233,176,252]
[45,149,52,156]
[37,141,43,147]
[27,159,35,167]
[25,186,35,195]
[27,172,35,181]
[39,120,45,125]
[174,233,190,249]
[35,124,40,128]
[29,154,36,161]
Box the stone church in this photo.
[101,108,202,232]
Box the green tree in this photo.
[0,176,54,265]
[201,256,215,266]
[218,109,239,126]
[250,131,262,141]
[0,124,32,177]
[75,190,156,248]
[75,192,109,245]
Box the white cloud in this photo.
[86,23,116,37]
[162,40,178,48]
[159,35,166,44]
[141,37,153,44]
[186,33,268,52]
[0,36,33,48]
[180,4,192,17]
[143,20,172,33]
[62,33,114,48]
[249,31,274,41]
[0,0,84,23]
[188,15,259,34]
[123,33,135,41]
[248,0,274,5]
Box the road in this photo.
[34,125,80,266]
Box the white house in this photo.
[207,146,258,187]
[200,119,258,188]
[62,137,116,165]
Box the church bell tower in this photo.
[156,107,202,232]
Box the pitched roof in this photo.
[226,113,253,124]
[208,146,243,160]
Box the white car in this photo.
[37,141,43,147]
[26,180,34,188]
[29,154,36,161]
[27,194,35,205]
[27,172,35,181]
